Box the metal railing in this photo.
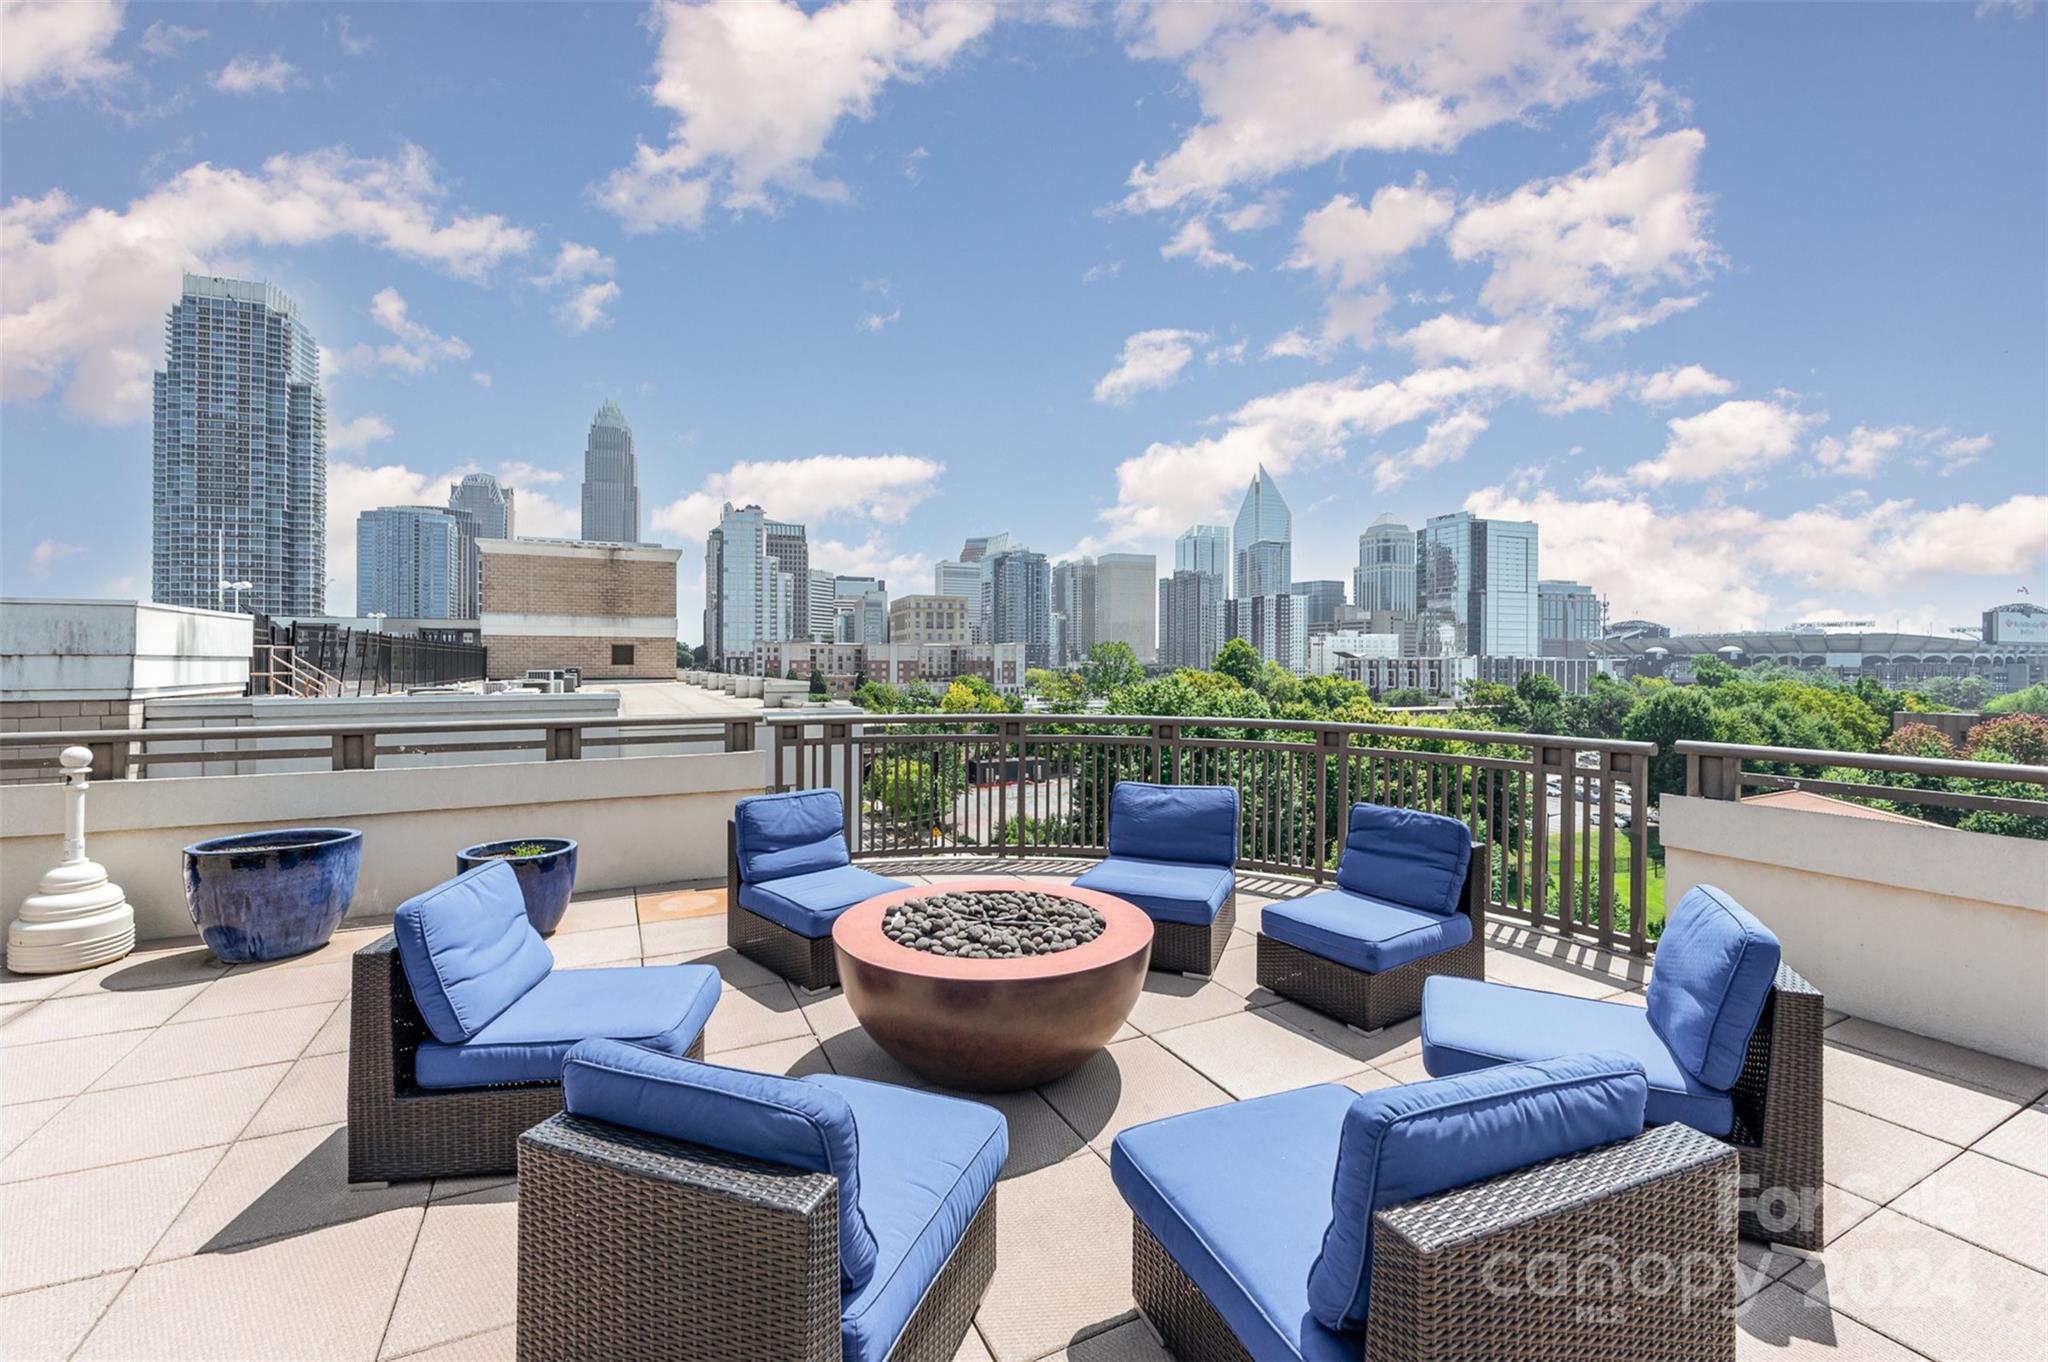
[0,714,761,781]
[766,712,1662,953]
[1680,740,2048,828]
[256,623,488,697]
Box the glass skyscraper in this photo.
[356,506,464,619]
[446,473,514,618]
[152,274,326,615]
[1232,466,1292,598]
[1174,524,1229,578]
[1417,512,1539,657]
[579,398,640,543]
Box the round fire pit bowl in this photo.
[832,879,1153,1091]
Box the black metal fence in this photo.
[252,618,487,697]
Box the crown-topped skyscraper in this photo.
[579,398,640,544]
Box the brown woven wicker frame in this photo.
[1726,963,1826,1250]
[1150,892,1236,975]
[516,1111,996,1362]
[1254,841,1488,1031]
[728,818,843,991]
[1133,1122,1739,1362]
[345,936,703,1184]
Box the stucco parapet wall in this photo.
[1659,795,2048,915]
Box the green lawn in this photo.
[1541,843,1667,939]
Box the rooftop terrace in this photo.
[3,863,2043,1362]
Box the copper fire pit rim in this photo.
[833,878,1154,982]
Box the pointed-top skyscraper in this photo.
[1232,464,1292,598]
[579,398,639,543]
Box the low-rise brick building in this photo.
[479,538,680,680]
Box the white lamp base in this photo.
[7,858,135,975]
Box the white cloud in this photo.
[331,14,376,57]
[327,414,395,453]
[1628,399,1819,486]
[1,144,533,422]
[1206,339,1247,366]
[329,288,471,375]
[1264,328,1326,361]
[497,460,563,486]
[651,453,946,542]
[857,307,902,334]
[1119,1,1677,211]
[27,538,84,576]
[1219,195,1285,232]
[138,20,206,60]
[1372,408,1488,489]
[1319,290,1394,350]
[470,371,493,388]
[558,280,621,333]
[1082,260,1122,284]
[534,241,614,287]
[599,0,995,232]
[1636,363,1733,404]
[1812,424,1913,479]
[1582,292,1702,339]
[1160,218,1247,271]
[1449,99,1713,319]
[903,145,929,183]
[1928,432,1992,476]
[210,52,298,95]
[1287,180,1454,290]
[1,0,126,101]
[1093,328,1206,404]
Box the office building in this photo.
[151,274,326,615]
[761,641,1029,696]
[832,576,889,646]
[1329,653,1477,698]
[1307,630,1403,676]
[1538,580,1605,657]
[1232,466,1292,598]
[355,506,464,619]
[706,503,798,672]
[1158,570,1225,672]
[1474,654,1614,695]
[807,568,838,640]
[889,594,974,645]
[1095,553,1158,664]
[1226,593,1309,674]
[933,559,983,632]
[1417,512,1538,657]
[765,520,809,644]
[981,543,1052,668]
[1354,515,1417,622]
[479,537,679,679]
[1175,525,1229,579]
[1051,558,1096,664]
[1295,579,1347,633]
[447,473,513,617]
[578,398,640,543]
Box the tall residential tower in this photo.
[152,274,326,615]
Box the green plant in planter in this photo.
[490,842,555,858]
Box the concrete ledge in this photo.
[0,751,769,942]
[1662,795,2048,1067]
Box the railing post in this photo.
[722,720,755,755]
[999,719,1025,857]
[773,720,800,792]
[86,739,129,782]
[547,726,583,761]
[331,731,375,771]
[1312,728,1343,883]
[1527,743,1558,929]
[1695,751,1744,801]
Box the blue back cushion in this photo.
[1334,802,1472,916]
[1647,885,1782,1091]
[735,790,850,883]
[1107,782,1240,868]
[1306,1052,1648,1332]
[393,861,553,1045]
[562,1038,881,1291]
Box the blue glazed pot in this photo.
[455,838,579,935]
[183,827,363,963]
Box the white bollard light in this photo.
[7,747,135,974]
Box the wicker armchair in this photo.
[728,791,908,991]
[1134,1122,1738,1362]
[346,935,707,1183]
[1256,837,1487,1031]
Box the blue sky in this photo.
[3,0,2043,637]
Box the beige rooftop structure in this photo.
[478,538,680,682]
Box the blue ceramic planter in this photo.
[455,838,578,935]
[183,827,363,963]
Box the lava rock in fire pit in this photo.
[882,890,1107,959]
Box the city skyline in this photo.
[4,2,2043,636]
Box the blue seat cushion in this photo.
[1421,976,1736,1135]
[1261,889,1473,973]
[417,963,720,1091]
[1307,1054,1647,1332]
[393,861,554,1044]
[1071,857,1233,928]
[1107,782,1240,868]
[1333,803,1472,917]
[562,1038,881,1292]
[738,864,909,938]
[1646,886,1782,1091]
[1113,1084,1361,1362]
[818,1075,1006,1362]
[735,789,852,882]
